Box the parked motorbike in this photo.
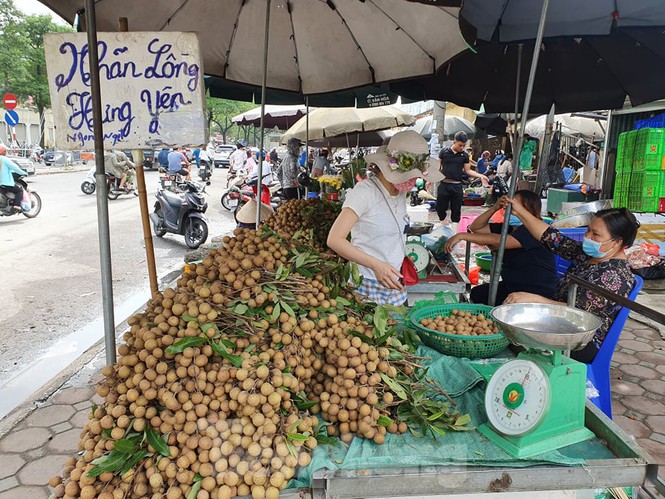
[220,168,249,211]
[198,159,213,183]
[150,180,209,249]
[81,166,96,194]
[0,173,42,218]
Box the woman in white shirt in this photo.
[327,131,432,305]
[496,153,513,178]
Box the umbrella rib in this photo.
[157,0,193,31]
[222,1,249,79]
[327,1,376,82]
[285,1,304,93]
[367,0,438,72]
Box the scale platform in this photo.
[474,304,602,459]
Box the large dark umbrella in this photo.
[393,27,665,114]
[474,114,508,136]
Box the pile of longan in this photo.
[420,309,499,336]
[49,228,405,499]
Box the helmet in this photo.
[236,140,247,148]
[297,171,312,187]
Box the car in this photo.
[43,150,73,166]
[122,149,155,169]
[214,145,236,168]
[8,155,36,176]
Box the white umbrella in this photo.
[525,114,605,141]
[232,105,309,129]
[410,115,484,140]
[281,106,415,143]
[44,0,467,96]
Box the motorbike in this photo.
[107,172,139,200]
[198,158,213,183]
[150,180,209,249]
[81,166,96,194]
[220,168,249,211]
[0,173,42,218]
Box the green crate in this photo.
[633,153,664,171]
[640,197,661,213]
[408,303,509,359]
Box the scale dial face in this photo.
[485,359,550,437]
[405,242,429,272]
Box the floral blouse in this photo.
[541,227,635,349]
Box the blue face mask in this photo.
[582,237,613,258]
[508,215,522,226]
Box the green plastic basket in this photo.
[409,303,509,359]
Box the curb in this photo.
[0,263,185,437]
[34,164,91,175]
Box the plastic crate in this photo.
[408,303,509,359]
[554,227,586,276]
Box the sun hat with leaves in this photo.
[364,130,437,184]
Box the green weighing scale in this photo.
[404,222,439,279]
[474,303,602,459]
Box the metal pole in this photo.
[512,45,523,152]
[256,0,271,227]
[85,0,116,365]
[535,103,556,195]
[599,110,613,200]
[305,96,309,173]
[488,0,551,306]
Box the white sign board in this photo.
[44,32,207,150]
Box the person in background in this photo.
[277,138,301,200]
[437,131,489,232]
[490,149,505,168]
[0,145,28,212]
[206,142,215,159]
[445,191,556,305]
[311,148,332,178]
[244,149,257,177]
[476,150,491,175]
[504,203,638,363]
[157,147,170,170]
[253,151,273,205]
[465,147,478,170]
[192,147,201,166]
[588,145,599,170]
[269,148,279,166]
[229,140,247,174]
[327,131,432,305]
[167,147,190,181]
[104,150,135,191]
[497,153,513,179]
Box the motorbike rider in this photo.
[0,144,28,212]
[167,147,191,181]
[157,147,170,170]
[229,140,247,174]
[104,150,135,191]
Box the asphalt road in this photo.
[0,166,236,394]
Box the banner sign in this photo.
[44,32,207,150]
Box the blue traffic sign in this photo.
[4,110,19,127]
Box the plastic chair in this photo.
[586,275,643,419]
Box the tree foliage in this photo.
[205,96,255,144]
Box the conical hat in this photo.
[235,198,274,224]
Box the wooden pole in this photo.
[118,16,159,296]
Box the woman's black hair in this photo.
[514,189,541,218]
[593,208,640,248]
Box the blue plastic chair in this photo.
[586,275,643,419]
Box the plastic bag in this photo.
[20,190,31,212]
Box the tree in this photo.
[205,96,254,143]
[19,15,73,147]
[0,0,29,95]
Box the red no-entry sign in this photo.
[3,93,17,111]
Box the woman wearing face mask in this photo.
[444,190,556,306]
[327,131,432,305]
[504,202,639,362]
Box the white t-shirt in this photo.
[343,177,407,280]
[497,159,512,177]
[229,149,246,172]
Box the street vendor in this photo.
[327,131,432,306]
[437,131,489,232]
[276,137,302,200]
[504,202,638,362]
[444,191,556,305]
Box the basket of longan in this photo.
[409,304,509,359]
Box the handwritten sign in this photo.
[44,32,207,150]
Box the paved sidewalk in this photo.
[0,315,662,498]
